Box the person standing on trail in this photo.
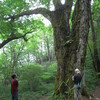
[11,73,18,100]
[72,68,82,100]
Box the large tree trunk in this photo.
[72,0,90,97]
[72,0,90,70]
[72,0,90,73]
[51,0,90,99]
[50,2,73,99]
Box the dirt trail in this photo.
[37,96,47,100]
[92,86,100,100]
[82,86,100,100]
[37,86,100,100]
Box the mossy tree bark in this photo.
[52,0,90,99]
[71,0,90,97]
[50,1,74,98]
[51,0,90,99]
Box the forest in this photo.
[0,0,100,100]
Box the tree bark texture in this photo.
[46,36,51,63]
[51,0,90,99]
[71,0,90,96]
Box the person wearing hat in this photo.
[11,74,18,100]
[72,68,82,100]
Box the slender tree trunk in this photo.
[27,53,30,65]
[10,45,14,74]
[46,36,51,63]
[87,43,97,70]
[90,5,100,72]
[40,42,43,64]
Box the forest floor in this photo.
[37,86,100,100]
[78,85,100,100]
[91,85,100,100]
[37,96,47,100]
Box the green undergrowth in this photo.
[0,62,57,100]
[85,47,99,90]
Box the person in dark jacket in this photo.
[72,68,82,100]
[11,74,18,100]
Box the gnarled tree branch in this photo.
[0,36,22,49]
[6,8,51,21]
[0,31,32,49]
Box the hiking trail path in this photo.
[37,86,100,100]
[92,86,100,100]
[82,85,100,100]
